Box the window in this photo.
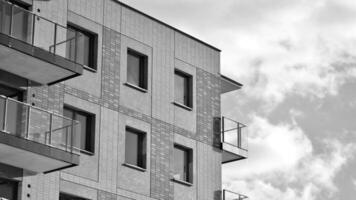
[0,178,18,200]
[66,24,97,69]
[173,145,193,183]
[125,127,146,169]
[174,70,192,108]
[126,49,148,90]
[59,193,89,200]
[63,106,95,153]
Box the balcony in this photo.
[220,74,242,94]
[0,95,80,173]
[221,117,248,163]
[222,190,248,200]
[0,0,83,85]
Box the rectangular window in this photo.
[127,49,148,90]
[174,70,192,108]
[0,178,18,200]
[63,106,95,153]
[173,145,193,183]
[59,193,89,200]
[125,127,146,169]
[66,24,97,69]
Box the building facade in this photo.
[0,0,247,200]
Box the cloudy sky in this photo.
[121,0,356,199]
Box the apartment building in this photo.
[0,0,248,199]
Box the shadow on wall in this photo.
[214,190,222,200]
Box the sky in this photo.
[121,0,356,199]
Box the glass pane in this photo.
[6,99,27,137]
[33,16,55,51]
[76,34,90,66]
[76,112,87,150]
[173,147,188,181]
[0,97,5,131]
[125,130,139,166]
[66,28,76,61]
[28,108,50,144]
[175,73,185,104]
[0,178,18,200]
[0,1,11,35]
[12,6,33,43]
[63,108,79,152]
[127,53,141,86]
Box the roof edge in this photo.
[220,74,243,87]
[116,1,221,52]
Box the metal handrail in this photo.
[0,0,82,63]
[221,116,248,151]
[0,95,79,153]
[223,189,248,200]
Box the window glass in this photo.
[76,112,87,150]
[66,25,96,69]
[63,106,94,153]
[125,128,146,168]
[127,52,141,87]
[173,145,191,182]
[175,73,185,105]
[126,49,147,89]
[175,71,192,107]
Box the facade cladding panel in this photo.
[0,0,236,200]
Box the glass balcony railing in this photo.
[223,190,248,200]
[0,95,79,153]
[221,116,248,151]
[0,0,83,63]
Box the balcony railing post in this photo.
[71,31,79,62]
[53,23,57,54]
[2,97,8,132]
[48,113,53,145]
[238,123,242,148]
[222,189,225,200]
[70,120,74,153]
[221,117,225,143]
[9,3,13,37]
[26,105,31,139]
[31,14,35,45]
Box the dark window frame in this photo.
[173,144,193,184]
[0,177,19,200]
[124,126,147,170]
[59,192,89,200]
[66,23,98,70]
[126,48,148,90]
[174,69,193,109]
[63,105,95,154]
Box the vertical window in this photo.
[126,49,148,89]
[63,106,95,153]
[59,193,89,200]
[66,24,97,69]
[0,178,18,200]
[173,145,193,183]
[125,127,146,169]
[174,70,192,108]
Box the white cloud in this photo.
[223,116,356,200]
[220,0,356,111]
